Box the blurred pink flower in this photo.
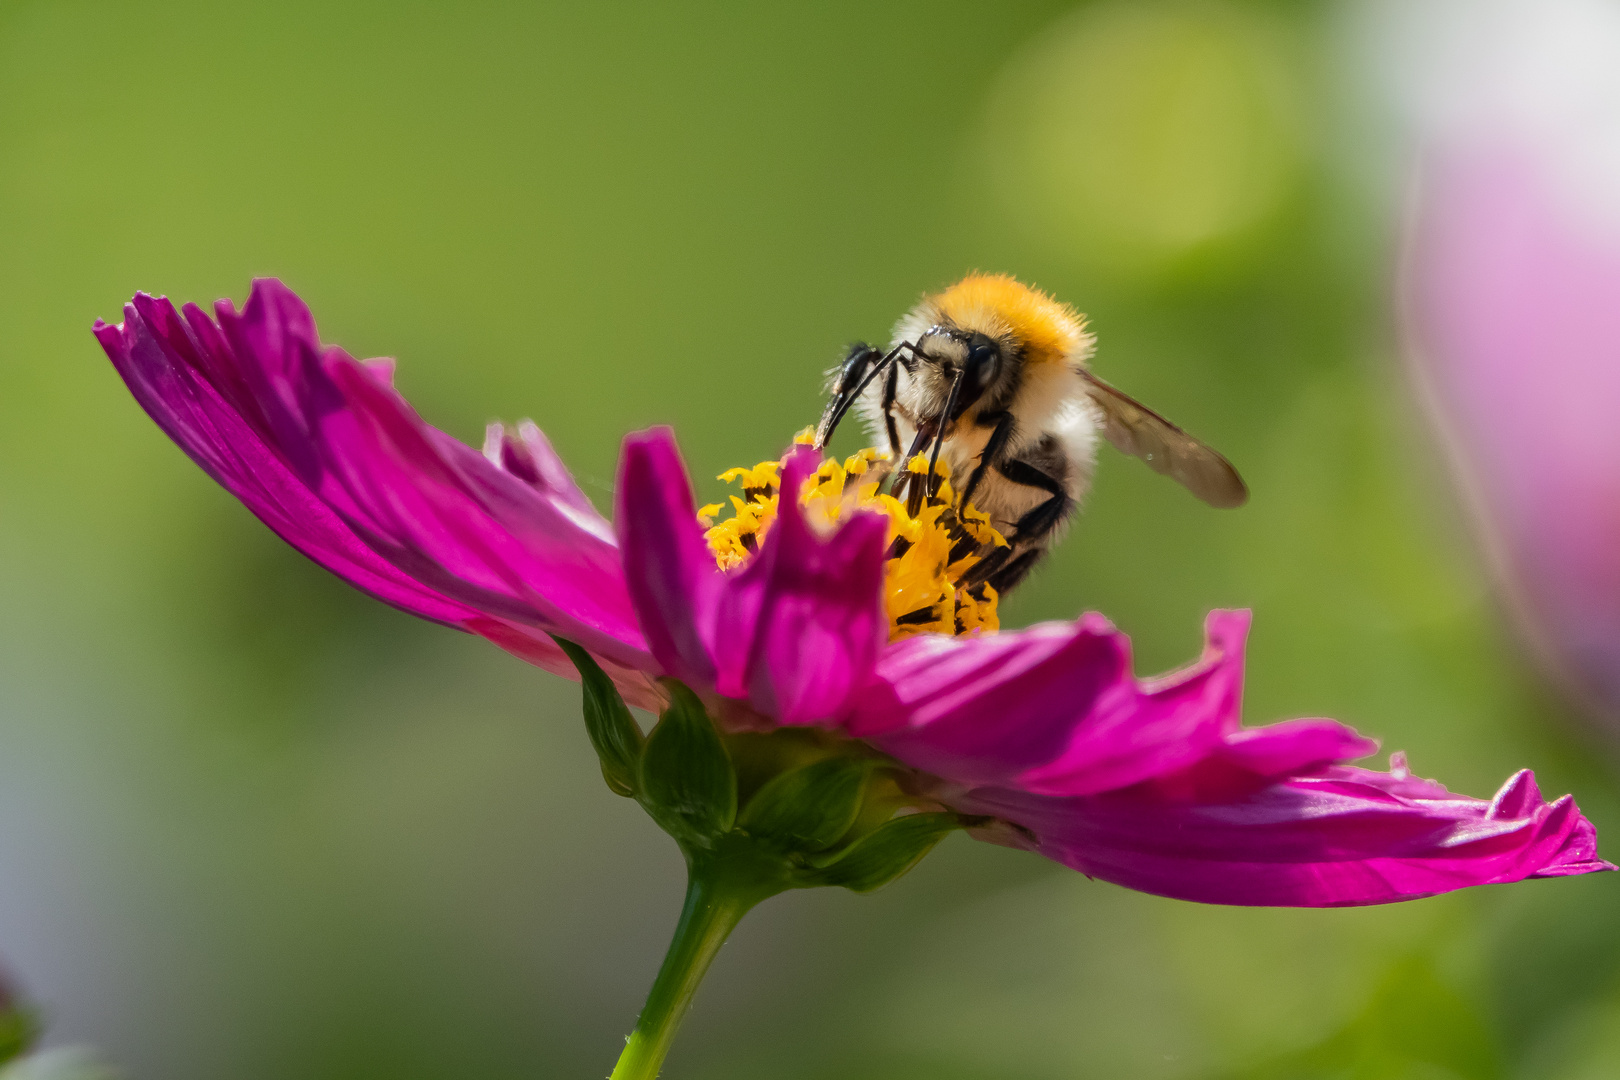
[1407,150,1620,721]
[98,279,1611,906]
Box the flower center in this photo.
[699,432,1008,640]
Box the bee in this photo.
[815,273,1247,594]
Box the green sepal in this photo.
[738,756,875,854]
[808,812,960,892]
[638,681,738,847]
[552,636,645,797]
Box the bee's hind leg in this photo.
[963,457,1071,594]
[985,549,1045,594]
[996,458,1072,540]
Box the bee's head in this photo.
[894,273,1096,414]
[908,326,1005,399]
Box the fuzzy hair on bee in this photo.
[816,273,1247,594]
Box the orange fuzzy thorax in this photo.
[930,273,1089,366]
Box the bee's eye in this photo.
[968,343,999,386]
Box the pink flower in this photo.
[1407,150,1620,723]
[98,279,1611,906]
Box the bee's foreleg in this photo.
[922,365,968,503]
[958,410,1015,511]
[815,343,882,449]
[817,340,923,451]
[899,423,936,516]
[881,359,901,458]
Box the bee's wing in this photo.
[1077,369,1249,508]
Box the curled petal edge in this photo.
[951,763,1613,907]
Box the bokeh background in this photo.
[2,0,1618,1077]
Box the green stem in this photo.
[610,851,782,1080]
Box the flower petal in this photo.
[615,428,724,690]
[97,279,655,689]
[313,354,647,669]
[848,610,1249,795]
[616,433,888,724]
[96,298,476,629]
[733,447,888,724]
[1408,150,1620,718]
[483,419,611,534]
[1018,609,1251,795]
[954,762,1613,906]
[847,614,1132,785]
[1216,718,1378,778]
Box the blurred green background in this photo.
[0,1,1616,1077]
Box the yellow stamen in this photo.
[702,445,1006,640]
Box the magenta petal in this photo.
[313,357,648,669]
[1217,718,1379,778]
[956,764,1613,906]
[97,301,477,629]
[616,434,889,724]
[731,448,888,724]
[850,610,1249,795]
[1019,610,1250,795]
[97,279,653,680]
[615,428,724,689]
[483,419,609,528]
[849,614,1134,786]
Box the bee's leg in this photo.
[961,457,1070,591]
[957,410,1015,511]
[882,359,902,458]
[815,343,881,449]
[963,545,1011,587]
[986,549,1046,594]
[962,540,1044,592]
[919,365,968,506]
[997,458,1072,542]
[896,424,935,515]
[815,340,918,450]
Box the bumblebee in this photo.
[815,273,1247,593]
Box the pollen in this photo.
[703,446,1007,640]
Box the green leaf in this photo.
[552,636,645,797]
[638,681,737,846]
[810,812,959,892]
[738,756,874,854]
